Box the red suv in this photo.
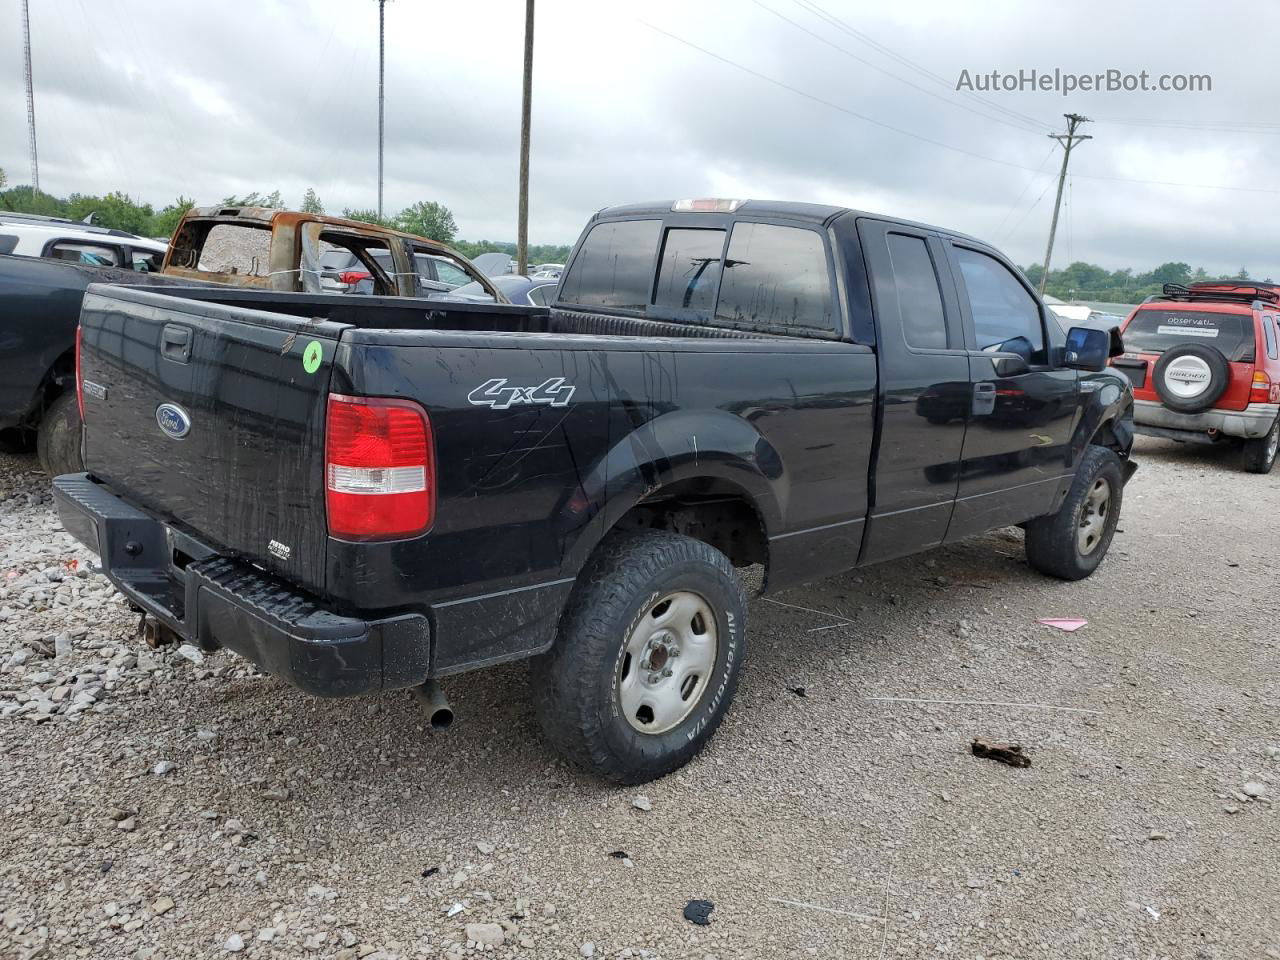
[1112,282,1280,473]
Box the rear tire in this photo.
[531,530,748,784]
[1242,416,1280,474]
[36,391,84,478]
[1024,445,1124,581]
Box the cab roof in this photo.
[590,198,987,246]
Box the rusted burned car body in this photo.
[162,206,500,299]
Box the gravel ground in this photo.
[1,438,1277,960]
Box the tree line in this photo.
[0,170,570,263]
[1021,260,1271,304]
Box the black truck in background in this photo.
[0,253,195,475]
[54,199,1135,783]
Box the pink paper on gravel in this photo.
[1038,618,1088,632]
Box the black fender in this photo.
[557,409,783,575]
[1069,368,1136,474]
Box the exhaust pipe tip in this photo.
[411,681,453,732]
[429,705,454,732]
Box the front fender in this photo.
[557,409,784,574]
[1070,368,1135,467]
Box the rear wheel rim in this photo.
[1077,477,1112,556]
[1268,420,1279,463]
[617,591,718,735]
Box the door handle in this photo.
[972,381,996,416]
[161,324,192,364]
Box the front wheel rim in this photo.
[617,591,718,735]
[1077,477,1112,556]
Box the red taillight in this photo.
[75,324,84,419]
[1251,370,1273,403]
[338,270,371,286]
[325,394,434,541]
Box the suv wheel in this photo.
[1024,445,1124,580]
[531,530,747,784]
[1242,416,1280,474]
[36,392,85,478]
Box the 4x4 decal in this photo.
[467,377,576,410]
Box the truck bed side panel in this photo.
[332,332,876,672]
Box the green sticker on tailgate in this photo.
[302,340,323,374]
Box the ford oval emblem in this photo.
[155,403,192,440]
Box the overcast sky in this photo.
[2,0,1275,274]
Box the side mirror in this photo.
[1063,326,1109,372]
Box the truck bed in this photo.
[74,282,875,680]
[146,285,772,339]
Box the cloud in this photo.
[1,0,1275,276]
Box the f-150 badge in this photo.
[467,378,575,410]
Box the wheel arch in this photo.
[559,410,783,580]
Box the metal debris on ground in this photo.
[971,738,1032,768]
[683,899,714,925]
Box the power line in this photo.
[639,21,1044,174]
[1003,176,1056,244]
[994,144,1058,238]
[750,0,1048,136]
[792,0,1046,131]
[1096,117,1280,131]
[641,19,1280,199]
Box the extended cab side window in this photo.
[954,247,1046,362]
[715,223,834,333]
[886,233,948,349]
[559,219,661,311]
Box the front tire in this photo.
[531,530,748,784]
[1242,416,1280,474]
[36,391,85,478]
[1024,445,1124,580]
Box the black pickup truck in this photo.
[54,199,1135,783]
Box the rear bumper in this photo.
[1133,399,1279,440]
[52,474,430,697]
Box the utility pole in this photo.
[517,0,534,274]
[1039,113,1090,296]
[22,0,39,192]
[376,0,387,219]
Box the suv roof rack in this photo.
[1160,281,1280,306]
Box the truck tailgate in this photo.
[78,285,349,593]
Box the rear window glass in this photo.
[559,219,661,311]
[653,228,725,312]
[715,223,834,332]
[1125,309,1255,361]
